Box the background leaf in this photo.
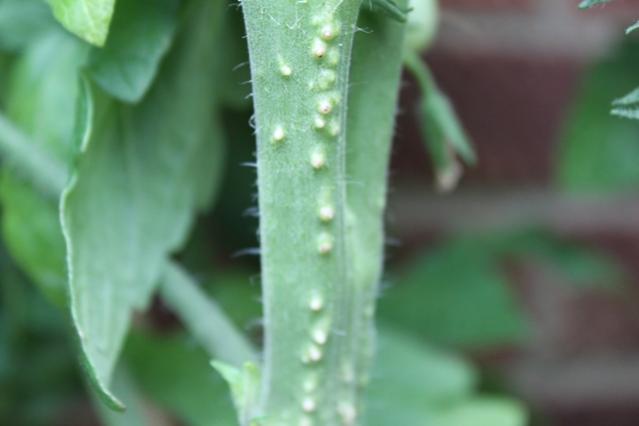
[557,40,639,192]
[378,231,622,348]
[46,0,116,46]
[0,247,82,426]
[87,0,180,103]
[126,332,237,426]
[379,238,528,348]
[404,53,475,191]
[365,326,526,426]
[0,31,86,305]
[0,0,56,52]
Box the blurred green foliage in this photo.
[558,39,639,192]
[0,246,82,425]
[379,231,623,349]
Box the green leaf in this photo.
[367,326,476,407]
[405,52,475,191]
[578,0,613,9]
[627,21,639,34]
[613,86,639,106]
[212,360,261,425]
[611,86,639,119]
[557,40,639,191]
[611,107,639,119]
[379,238,527,348]
[93,368,149,426]
[126,332,237,426]
[504,231,624,289]
[0,31,86,304]
[60,1,225,408]
[46,0,116,46]
[0,0,56,52]
[87,0,180,103]
[366,326,526,426]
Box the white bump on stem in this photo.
[312,327,328,345]
[317,69,337,90]
[319,205,335,222]
[327,48,340,66]
[280,64,293,77]
[313,116,326,130]
[311,38,327,58]
[311,150,326,170]
[317,233,333,255]
[318,98,333,115]
[337,402,357,425]
[302,397,317,413]
[308,345,323,362]
[309,294,324,312]
[272,125,286,143]
[320,23,339,41]
[328,120,340,137]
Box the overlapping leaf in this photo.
[87,0,179,103]
[46,0,116,46]
[60,1,224,408]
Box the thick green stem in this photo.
[243,1,407,424]
[241,1,363,424]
